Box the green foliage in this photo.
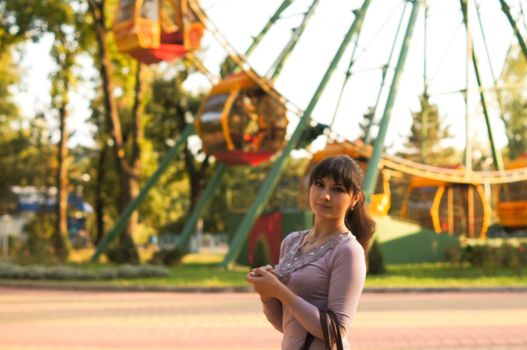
[397,94,457,166]
[367,239,386,274]
[296,122,328,149]
[500,46,527,160]
[446,241,527,275]
[219,56,238,78]
[142,67,209,232]
[0,0,83,50]
[0,262,170,280]
[251,236,272,268]
[0,54,57,199]
[219,156,309,215]
[0,50,23,201]
[359,106,375,142]
[150,247,188,267]
[106,237,140,264]
[18,213,56,263]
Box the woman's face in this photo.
[309,176,356,221]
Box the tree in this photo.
[48,2,93,260]
[144,65,210,233]
[0,0,66,50]
[359,106,375,143]
[0,50,21,206]
[500,46,527,160]
[87,0,145,263]
[397,94,457,166]
[1,0,96,259]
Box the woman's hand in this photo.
[246,265,283,301]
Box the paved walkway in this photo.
[1,287,527,349]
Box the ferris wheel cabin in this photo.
[195,73,288,166]
[399,174,491,238]
[113,0,204,64]
[497,154,527,229]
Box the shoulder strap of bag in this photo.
[319,309,332,349]
[301,333,314,350]
[327,310,344,350]
[299,309,344,350]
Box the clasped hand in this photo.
[246,265,283,301]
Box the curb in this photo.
[0,280,253,293]
[363,287,527,293]
[1,280,527,293]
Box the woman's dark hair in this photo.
[308,155,376,252]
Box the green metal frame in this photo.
[363,0,421,201]
[245,0,295,58]
[329,9,366,130]
[364,0,409,144]
[499,0,527,61]
[460,0,504,171]
[475,1,508,137]
[268,0,321,80]
[222,0,373,268]
[176,163,226,249]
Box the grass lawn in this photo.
[365,263,527,288]
[106,263,527,289]
[70,252,527,289]
[2,252,526,290]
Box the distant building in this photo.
[0,186,93,242]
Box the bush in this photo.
[445,241,527,275]
[99,267,119,280]
[105,242,140,264]
[18,214,57,263]
[134,264,171,278]
[251,236,272,269]
[0,262,170,280]
[150,247,187,266]
[367,239,386,274]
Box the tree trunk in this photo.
[116,63,144,264]
[184,148,209,210]
[88,0,139,262]
[94,142,107,246]
[53,99,71,260]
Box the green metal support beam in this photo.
[363,0,421,201]
[499,0,527,61]
[176,163,226,250]
[364,0,409,144]
[475,2,509,148]
[91,124,195,262]
[245,0,295,58]
[330,8,367,129]
[269,0,321,80]
[222,0,372,268]
[460,0,504,171]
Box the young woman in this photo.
[246,155,375,349]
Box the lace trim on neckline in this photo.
[274,230,351,283]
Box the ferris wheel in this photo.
[186,0,527,265]
[97,0,527,265]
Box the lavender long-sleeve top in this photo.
[262,230,366,350]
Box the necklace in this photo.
[301,229,347,249]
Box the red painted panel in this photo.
[247,211,283,266]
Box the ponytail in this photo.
[345,192,375,253]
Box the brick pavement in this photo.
[1,288,527,349]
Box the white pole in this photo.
[0,215,11,259]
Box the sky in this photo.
[13,0,527,159]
